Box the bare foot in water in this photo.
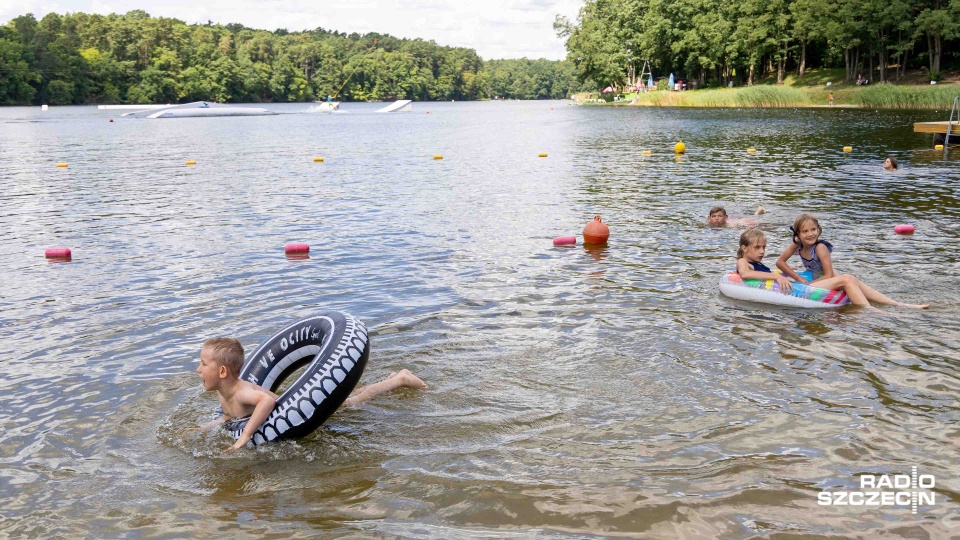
[345,369,427,406]
[897,302,930,309]
[394,369,428,389]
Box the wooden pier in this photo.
[913,121,959,134]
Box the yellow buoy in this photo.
[641,150,652,155]
[538,153,548,158]
[935,144,944,150]
[56,163,68,168]
[675,141,686,154]
[842,146,852,153]
[747,148,757,153]
[186,160,197,165]
[313,157,324,162]
[433,155,443,160]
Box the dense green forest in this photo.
[555,0,960,89]
[0,10,591,105]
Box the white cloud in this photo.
[1,0,582,60]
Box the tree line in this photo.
[0,10,591,105]
[554,0,960,89]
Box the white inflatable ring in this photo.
[719,270,850,308]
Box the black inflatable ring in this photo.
[231,312,369,445]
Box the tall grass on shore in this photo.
[630,86,812,107]
[855,83,960,109]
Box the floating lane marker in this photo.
[894,224,915,235]
[538,153,548,158]
[747,148,757,153]
[641,150,652,155]
[45,247,72,259]
[285,243,310,254]
[433,155,443,160]
[935,144,944,150]
[56,163,68,168]
[843,146,852,152]
[313,157,324,162]
[186,160,197,165]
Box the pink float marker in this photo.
[894,224,915,235]
[285,243,310,254]
[45,247,72,259]
[553,236,577,246]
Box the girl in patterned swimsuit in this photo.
[775,214,928,309]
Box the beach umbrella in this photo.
[602,86,613,93]
[668,73,674,88]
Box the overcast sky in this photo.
[1,0,583,60]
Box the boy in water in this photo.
[708,205,766,228]
[197,337,426,450]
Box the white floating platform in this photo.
[98,104,171,110]
[376,100,412,113]
[120,101,277,119]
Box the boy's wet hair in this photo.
[202,337,245,378]
[709,206,728,216]
[737,227,765,259]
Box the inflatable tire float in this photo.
[231,312,369,445]
[719,270,850,308]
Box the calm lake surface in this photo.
[1,101,958,537]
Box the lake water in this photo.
[1,101,958,537]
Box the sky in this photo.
[1,0,583,60]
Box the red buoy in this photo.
[109,119,114,122]
[45,247,72,259]
[285,243,310,254]
[553,236,576,246]
[894,224,915,235]
[582,216,610,245]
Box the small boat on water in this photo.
[121,101,277,119]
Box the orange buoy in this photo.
[582,216,610,245]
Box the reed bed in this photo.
[854,83,960,109]
[630,86,811,107]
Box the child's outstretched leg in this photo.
[813,274,928,309]
[810,274,871,307]
[344,369,427,407]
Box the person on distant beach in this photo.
[708,205,766,228]
[736,228,793,294]
[197,337,427,450]
[883,156,899,171]
[828,93,834,106]
[775,213,928,309]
